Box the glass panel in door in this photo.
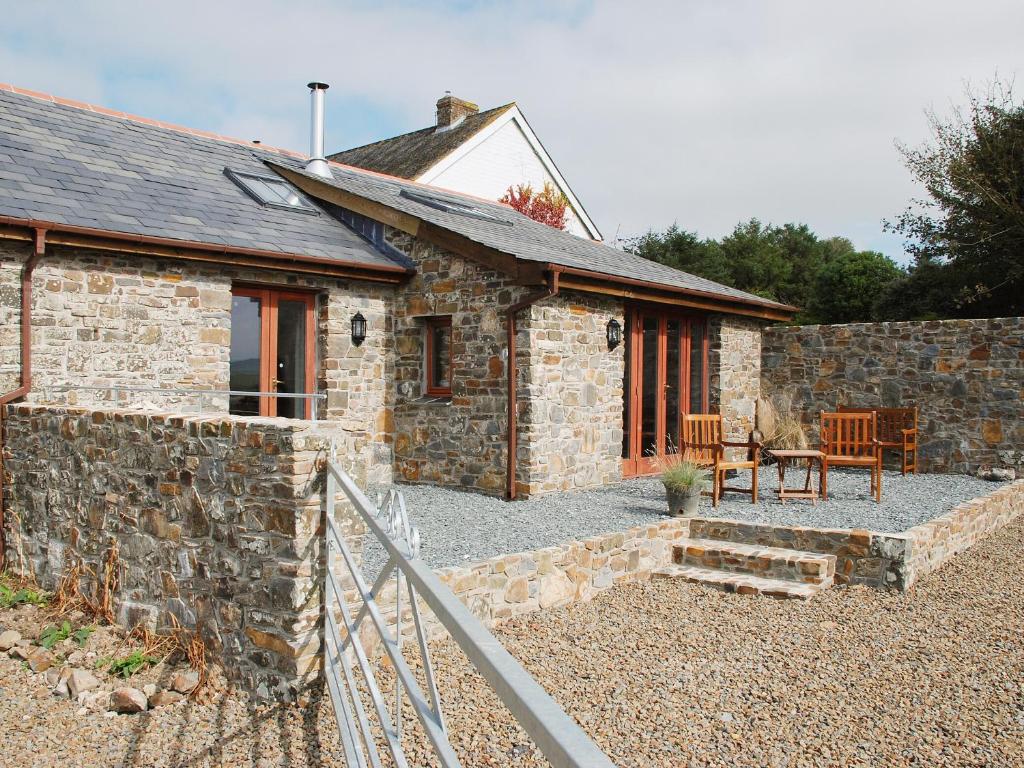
[229,294,262,416]
[275,298,309,419]
[665,318,682,452]
[689,321,705,414]
[640,316,660,459]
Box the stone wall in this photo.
[0,240,394,486]
[434,520,688,626]
[0,253,22,394]
[389,231,528,495]
[517,293,625,496]
[761,317,1024,473]
[1,404,362,698]
[687,479,1024,591]
[709,315,763,459]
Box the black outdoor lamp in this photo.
[351,312,367,347]
[606,318,622,350]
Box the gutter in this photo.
[0,215,413,284]
[0,227,45,567]
[506,269,560,500]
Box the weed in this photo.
[97,650,160,679]
[38,620,73,649]
[72,625,95,647]
[0,583,49,609]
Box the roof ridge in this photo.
[329,102,515,158]
[0,81,308,161]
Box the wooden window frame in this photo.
[424,316,453,398]
[231,286,317,418]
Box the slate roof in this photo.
[270,158,796,313]
[327,104,514,179]
[0,85,404,270]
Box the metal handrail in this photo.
[323,459,616,768]
[38,384,326,420]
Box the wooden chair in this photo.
[838,405,918,474]
[820,411,882,502]
[681,414,761,506]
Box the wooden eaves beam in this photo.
[0,218,410,284]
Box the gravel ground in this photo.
[382,471,1005,569]
[4,511,1021,767]
[419,513,1024,767]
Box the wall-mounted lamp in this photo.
[606,318,622,350]
[351,312,367,347]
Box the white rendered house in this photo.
[329,94,602,241]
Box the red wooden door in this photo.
[622,309,708,477]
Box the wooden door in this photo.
[229,287,316,418]
[622,309,708,477]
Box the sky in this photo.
[2,1,1021,261]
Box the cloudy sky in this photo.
[2,1,1021,259]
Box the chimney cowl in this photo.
[435,92,479,131]
[305,82,331,178]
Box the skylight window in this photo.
[225,169,318,214]
[399,189,512,226]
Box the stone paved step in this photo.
[651,564,828,600]
[672,538,836,586]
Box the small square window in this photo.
[225,169,319,214]
[425,316,452,397]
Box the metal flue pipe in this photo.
[305,82,332,178]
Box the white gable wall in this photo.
[417,116,597,240]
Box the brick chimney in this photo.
[435,92,479,129]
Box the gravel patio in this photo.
[2,503,1022,767]
[386,470,1006,569]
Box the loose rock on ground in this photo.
[1,514,1022,766]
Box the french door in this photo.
[622,309,708,476]
[229,287,316,419]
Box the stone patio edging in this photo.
[687,479,1024,591]
[429,480,1024,633]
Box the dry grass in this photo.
[756,395,809,452]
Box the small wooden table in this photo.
[771,450,827,504]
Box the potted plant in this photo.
[658,454,711,517]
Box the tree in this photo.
[628,220,905,324]
[500,182,569,230]
[887,80,1024,317]
[806,249,904,324]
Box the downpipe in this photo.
[0,227,45,567]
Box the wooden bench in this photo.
[820,411,882,502]
[838,405,918,475]
[682,413,761,507]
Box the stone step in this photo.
[651,564,828,600]
[672,538,836,586]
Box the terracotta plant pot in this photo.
[665,486,702,517]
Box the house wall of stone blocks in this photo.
[761,317,1024,473]
[517,292,625,496]
[387,230,530,495]
[0,239,394,487]
[709,315,763,459]
[1,233,774,503]
[1,404,367,698]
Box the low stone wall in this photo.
[761,317,1024,474]
[433,520,688,626]
[688,479,1024,591]
[1,404,360,698]
[903,480,1024,586]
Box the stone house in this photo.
[329,92,604,240]
[0,81,795,508]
